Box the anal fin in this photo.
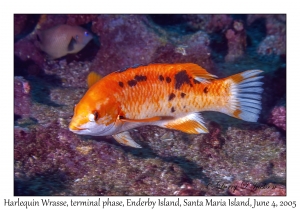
[112,131,142,148]
[162,113,208,134]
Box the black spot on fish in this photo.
[168,93,176,101]
[159,75,164,81]
[193,79,201,84]
[171,107,175,113]
[181,92,186,98]
[175,70,191,89]
[166,77,171,83]
[68,37,77,51]
[183,106,186,109]
[134,75,147,82]
[128,80,137,87]
[92,110,99,121]
[204,87,208,93]
[119,81,124,88]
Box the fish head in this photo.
[77,29,93,45]
[69,27,93,52]
[69,87,119,136]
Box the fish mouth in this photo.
[69,122,116,136]
[69,124,88,132]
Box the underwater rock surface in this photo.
[14,14,286,196]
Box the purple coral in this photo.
[14,77,31,117]
[248,15,286,55]
[225,20,247,62]
[66,14,98,25]
[174,183,205,196]
[89,15,214,75]
[14,14,28,36]
[153,30,213,70]
[90,15,162,75]
[182,14,232,33]
[14,38,45,68]
[268,106,286,131]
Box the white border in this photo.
[2,1,298,209]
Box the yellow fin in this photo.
[112,131,142,148]
[181,63,217,82]
[118,116,162,123]
[163,113,208,134]
[87,71,102,88]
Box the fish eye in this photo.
[88,111,99,122]
[84,31,89,36]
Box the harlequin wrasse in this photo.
[69,63,263,148]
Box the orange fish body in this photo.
[69,63,263,147]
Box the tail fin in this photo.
[227,70,263,122]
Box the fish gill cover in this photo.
[14,14,286,196]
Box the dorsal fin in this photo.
[87,71,102,88]
[180,63,217,82]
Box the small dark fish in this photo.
[36,24,93,59]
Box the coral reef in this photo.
[153,30,213,70]
[225,20,247,62]
[66,14,98,26]
[14,14,286,196]
[268,106,286,131]
[247,14,286,56]
[34,14,67,31]
[14,117,286,195]
[14,121,191,195]
[14,38,45,68]
[14,14,28,36]
[182,14,233,33]
[89,15,163,75]
[14,77,31,117]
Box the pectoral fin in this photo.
[87,71,102,88]
[118,115,162,123]
[162,112,208,134]
[68,37,77,51]
[112,131,142,148]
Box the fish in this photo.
[69,63,263,148]
[35,24,93,59]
